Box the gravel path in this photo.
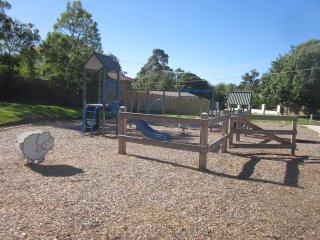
[304,125,320,135]
[0,121,319,239]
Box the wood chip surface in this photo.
[0,120,319,239]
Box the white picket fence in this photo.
[251,104,281,115]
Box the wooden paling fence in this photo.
[229,114,298,156]
[118,106,230,171]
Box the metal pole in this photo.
[211,88,215,117]
[162,89,165,115]
[178,89,181,116]
[83,69,87,111]
[146,88,150,114]
[130,87,134,112]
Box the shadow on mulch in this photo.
[26,163,84,177]
[229,152,320,187]
[128,153,318,188]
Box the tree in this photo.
[0,0,40,94]
[212,83,238,108]
[53,1,102,52]
[239,69,262,108]
[239,69,260,91]
[0,0,10,30]
[138,49,169,75]
[134,49,174,90]
[174,72,210,89]
[173,72,212,99]
[261,39,320,113]
[40,0,103,102]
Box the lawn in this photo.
[250,118,320,126]
[0,101,82,126]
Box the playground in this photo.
[2,53,319,239]
[1,119,320,239]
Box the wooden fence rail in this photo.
[229,114,298,155]
[118,106,230,171]
[118,106,299,172]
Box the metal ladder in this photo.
[80,105,99,136]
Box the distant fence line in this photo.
[0,75,82,106]
[118,89,211,115]
[1,76,212,115]
[86,87,212,115]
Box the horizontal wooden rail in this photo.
[232,115,299,121]
[118,135,207,153]
[118,106,231,171]
[208,134,229,152]
[232,129,297,135]
[230,143,296,149]
[229,113,298,155]
[236,119,290,144]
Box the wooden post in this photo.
[83,69,87,112]
[221,116,229,153]
[236,109,242,141]
[146,88,150,114]
[137,90,140,113]
[116,71,120,101]
[199,112,208,171]
[310,114,313,124]
[130,88,134,112]
[177,90,181,117]
[101,68,106,134]
[291,119,297,156]
[229,118,234,145]
[118,106,127,154]
[261,104,266,115]
[98,69,102,104]
[162,89,165,115]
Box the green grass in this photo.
[0,101,82,126]
[297,118,320,126]
[251,118,320,125]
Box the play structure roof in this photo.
[84,53,121,72]
[227,91,252,106]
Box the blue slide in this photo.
[134,120,172,141]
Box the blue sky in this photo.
[7,0,320,85]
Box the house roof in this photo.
[107,72,134,82]
[227,91,252,106]
[84,53,121,72]
[150,91,196,97]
